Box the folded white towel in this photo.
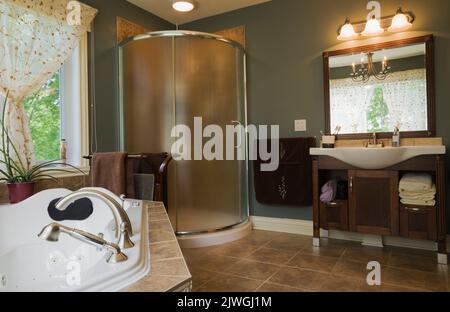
[399,185,436,196]
[400,194,435,202]
[400,185,436,201]
[401,199,436,207]
[399,173,433,192]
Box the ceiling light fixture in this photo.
[350,52,390,82]
[172,1,195,13]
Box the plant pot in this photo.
[7,182,35,204]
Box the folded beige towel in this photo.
[400,185,436,201]
[400,195,435,202]
[399,185,436,196]
[401,199,436,207]
[399,173,433,192]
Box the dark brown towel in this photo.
[125,153,169,202]
[253,137,316,207]
[126,157,136,199]
[92,152,127,196]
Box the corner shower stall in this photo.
[119,31,249,237]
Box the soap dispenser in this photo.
[392,127,400,147]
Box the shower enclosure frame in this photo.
[117,30,250,236]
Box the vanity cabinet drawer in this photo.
[320,200,349,231]
[400,204,437,241]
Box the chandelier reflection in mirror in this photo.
[350,52,390,82]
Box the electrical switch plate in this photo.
[295,119,307,132]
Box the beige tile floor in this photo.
[181,230,450,292]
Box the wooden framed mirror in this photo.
[323,35,435,139]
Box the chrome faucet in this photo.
[38,223,128,263]
[366,132,384,148]
[54,188,134,250]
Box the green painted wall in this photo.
[81,0,174,152]
[183,0,450,223]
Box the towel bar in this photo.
[83,154,148,160]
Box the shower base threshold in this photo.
[177,220,252,249]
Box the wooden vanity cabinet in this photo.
[400,204,437,241]
[312,155,447,263]
[348,170,399,236]
[320,200,349,231]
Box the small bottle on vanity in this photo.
[60,139,67,164]
[392,127,400,147]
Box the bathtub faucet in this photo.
[38,223,128,263]
[55,188,134,250]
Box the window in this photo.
[22,35,90,168]
[23,72,61,161]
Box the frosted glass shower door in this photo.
[172,36,248,233]
[120,37,174,153]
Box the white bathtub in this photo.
[0,188,150,292]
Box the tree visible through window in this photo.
[23,72,61,161]
[366,86,390,133]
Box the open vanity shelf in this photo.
[312,154,447,264]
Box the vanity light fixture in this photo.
[362,16,384,37]
[337,18,359,41]
[172,0,195,12]
[337,7,415,41]
[388,8,415,32]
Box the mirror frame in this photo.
[323,35,435,140]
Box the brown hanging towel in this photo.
[92,152,127,196]
[125,153,169,202]
[253,137,316,207]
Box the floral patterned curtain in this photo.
[0,0,97,168]
[330,69,427,134]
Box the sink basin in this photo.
[310,146,446,170]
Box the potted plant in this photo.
[0,93,85,203]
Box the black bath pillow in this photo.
[48,197,94,222]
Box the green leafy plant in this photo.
[0,92,85,184]
[23,72,61,161]
[367,86,390,133]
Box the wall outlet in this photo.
[295,119,307,132]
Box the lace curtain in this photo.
[0,0,97,168]
[330,69,427,134]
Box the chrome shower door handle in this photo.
[230,120,243,149]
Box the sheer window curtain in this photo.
[0,0,97,169]
[330,69,427,134]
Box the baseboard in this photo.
[251,216,450,252]
[251,216,313,236]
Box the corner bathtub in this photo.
[0,188,150,292]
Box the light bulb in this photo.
[362,16,384,37]
[172,1,195,12]
[337,19,358,41]
[388,9,413,32]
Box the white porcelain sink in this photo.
[310,146,446,170]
